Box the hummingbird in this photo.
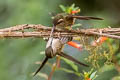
[52,13,103,29]
[50,13,103,39]
[33,36,89,76]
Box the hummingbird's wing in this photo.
[58,52,89,67]
[72,16,103,20]
[33,57,48,76]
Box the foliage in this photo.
[59,3,80,14]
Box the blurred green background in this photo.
[0,0,120,80]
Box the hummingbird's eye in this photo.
[57,19,64,24]
[53,17,64,26]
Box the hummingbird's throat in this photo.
[45,46,55,58]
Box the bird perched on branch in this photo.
[49,13,104,46]
[33,36,89,76]
[50,4,103,38]
[52,13,103,30]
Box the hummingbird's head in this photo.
[45,46,55,58]
[52,13,74,29]
[52,13,65,26]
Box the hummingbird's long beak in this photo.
[33,57,48,76]
[58,52,89,67]
[50,24,56,38]
[49,24,56,46]
[72,16,103,20]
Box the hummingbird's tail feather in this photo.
[72,16,103,20]
[33,57,48,76]
[58,52,89,67]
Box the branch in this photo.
[0,32,77,38]
[0,24,49,32]
[0,24,120,39]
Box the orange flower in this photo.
[91,37,108,46]
[71,9,80,14]
[98,37,108,44]
[67,41,83,50]
[87,78,91,80]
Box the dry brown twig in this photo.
[0,24,120,39]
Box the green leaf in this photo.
[61,57,78,72]
[74,7,79,10]
[90,71,97,79]
[70,3,75,9]
[59,67,81,76]
[59,5,66,12]
[92,75,98,80]
[60,68,74,73]
[38,72,48,79]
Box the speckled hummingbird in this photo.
[52,13,103,30]
[49,13,103,39]
[33,37,89,76]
